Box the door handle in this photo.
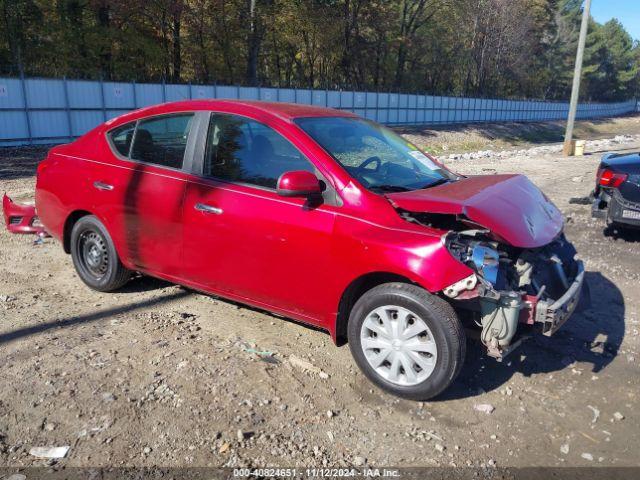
[194,203,223,215]
[93,181,114,191]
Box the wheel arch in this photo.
[63,209,94,253]
[333,271,419,346]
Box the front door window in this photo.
[204,114,315,189]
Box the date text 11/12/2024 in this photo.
[232,467,402,477]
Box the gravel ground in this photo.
[1,119,639,471]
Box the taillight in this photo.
[598,169,628,188]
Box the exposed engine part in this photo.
[443,230,506,288]
[550,254,569,289]
[445,230,578,298]
[479,292,523,348]
[398,210,485,232]
[471,244,500,285]
[443,274,478,298]
[444,231,583,359]
[515,258,533,288]
[486,335,530,361]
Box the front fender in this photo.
[334,216,474,294]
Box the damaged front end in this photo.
[2,194,48,235]
[387,174,584,360]
[442,229,585,360]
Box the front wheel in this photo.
[70,215,131,292]
[347,282,465,400]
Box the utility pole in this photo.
[246,0,258,86]
[563,0,592,156]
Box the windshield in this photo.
[295,116,454,192]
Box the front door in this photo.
[182,113,336,324]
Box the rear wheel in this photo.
[70,215,130,292]
[347,282,465,400]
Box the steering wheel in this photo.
[357,156,382,171]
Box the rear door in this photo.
[182,113,337,323]
[96,112,200,277]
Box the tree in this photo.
[0,0,638,102]
[583,19,638,101]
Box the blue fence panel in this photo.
[378,93,389,108]
[239,87,259,100]
[70,110,104,137]
[0,78,28,143]
[340,91,353,109]
[66,80,102,109]
[164,83,191,102]
[311,90,326,106]
[190,85,214,100]
[365,92,377,108]
[0,76,636,145]
[278,89,296,103]
[0,78,25,109]
[295,89,312,105]
[30,111,68,139]
[25,78,65,108]
[215,86,239,99]
[259,87,277,102]
[102,82,134,109]
[135,83,164,107]
[326,91,340,108]
[0,111,28,142]
[106,109,130,121]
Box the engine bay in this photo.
[400,207,584,360]
[442,229,583,359]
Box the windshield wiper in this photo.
[371,184,412,193]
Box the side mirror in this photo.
[276,171,322,197]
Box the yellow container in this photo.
[574,140,586,156]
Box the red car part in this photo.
[3,194,48,235]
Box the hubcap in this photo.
[79,230,109,278]
[360,305,438,386]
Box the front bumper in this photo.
[480,258,585,361]
[534,260,585,336]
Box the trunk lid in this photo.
[386,174,564,248]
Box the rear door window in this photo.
[129,113,194,169]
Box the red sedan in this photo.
[33,100,585,400]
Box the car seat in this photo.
[131,129,156,163]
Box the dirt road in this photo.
[1,121,639,470]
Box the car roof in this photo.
[105,99,358,128]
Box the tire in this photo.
[70,215,131,292]
[347,282,465,401]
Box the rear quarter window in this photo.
[109,122,136,157]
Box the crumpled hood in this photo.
[386,174,564,248]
